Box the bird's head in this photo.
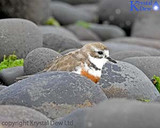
[81,42,117,69]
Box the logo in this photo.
[130,0,160,11]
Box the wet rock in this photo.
[0,19,43,61]
[24,48,61,75]
[50,2,98,25]
[98,61,159,100]
[0,66,24,85]
[123,57,160,79]
[0,72,107,119]
[0,0,51,24]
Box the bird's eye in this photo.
[97,51,103,55]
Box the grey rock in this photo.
[24,48,61,75]
[43,33,82,52]
[0,72,107,119]
[104,42,160,56]
[0,0,51,24]
[110,51,150,61]
[107,37,160,49]
[0,66,24,85]
[67,25,101,41]
[0,19,43,61]
[51,0,99,4]
[98,61,159,100]
[89,24,125,41]
[50,2,98,25]
[39,26,78,41]
[0,105,51,128]
[85,99,160,128]
[0,85,6,91]
[123,57,160,79]
[99,0,137,29]
[60,48,77,55]
[132,11,160,40]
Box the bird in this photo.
[41,42,117,83]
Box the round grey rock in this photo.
[98,61,160,100]
[51,0,99,4]
[0,105,51,128]
[0,72,107,119]
[66,25,101,41]
[99,0,137,30]
[0,19,43,61]
[50,2,98,25]
[43,33,82,52]
[123,57,160,79]
[107,37,160,49]
[89,24,125,41]
[131,11,160,40]
[24,48,61,75]
[0,66,24,85]
[85,99,160,128]
[0,0,51,24]
[104,42,160,56]
[110,51,150,61]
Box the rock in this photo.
[0,105,51,128]
[131,11,160,40]
[98,61,159,100]
[24,48,61,75]
[107,37,160,49]
[0,66,24,85]
[39,26,78,41]
[43,32,82,52]
[110,51,150,61]
[60,48,77,55]
[85,99,160,128]
[104,42,160,56]
[0,85,6,91]
[99,0,137,30]
[0,19,43,61]
[66,25,101,41]
[51,0,99,4]
[89,24,125,41]
[123,57,160,79]
[154,96,160,103]
[0,0,51,24]
[50,2,98,25]
[0,72,107,119]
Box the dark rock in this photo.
[89,24,125,41]
[51,0,99,4]
[0,0,51,24]
[67,25,101,41]
[99,0,137,30]
[43,33,82,52]
[50,2,98,25]
[104,42,160,56]
[0,72,107,119]
[110,51,150,61]
[0,66,24,85]
[132,11,160,40]
[0,19,43,61]
[0,105,51,128]
[24,48,61,75]
[85,99,160,128]
[39,26,78,41]
[106,37,160,49]
[60,48,77,55]
[123,57,160,79]
[98,61,159,100]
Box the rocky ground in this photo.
[0,0,160,128]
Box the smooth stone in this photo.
[123,57,160,79]
[24,48,61,75]
[51,0,99,4]
[0,72,107,119]
[0,85,6,91]
[0,19,43,61]
[98,61,160,100]
[0,66,24,85]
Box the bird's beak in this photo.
[106,57,117,63]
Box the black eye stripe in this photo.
[97,51,103,55]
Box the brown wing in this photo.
[43,49,88,72]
